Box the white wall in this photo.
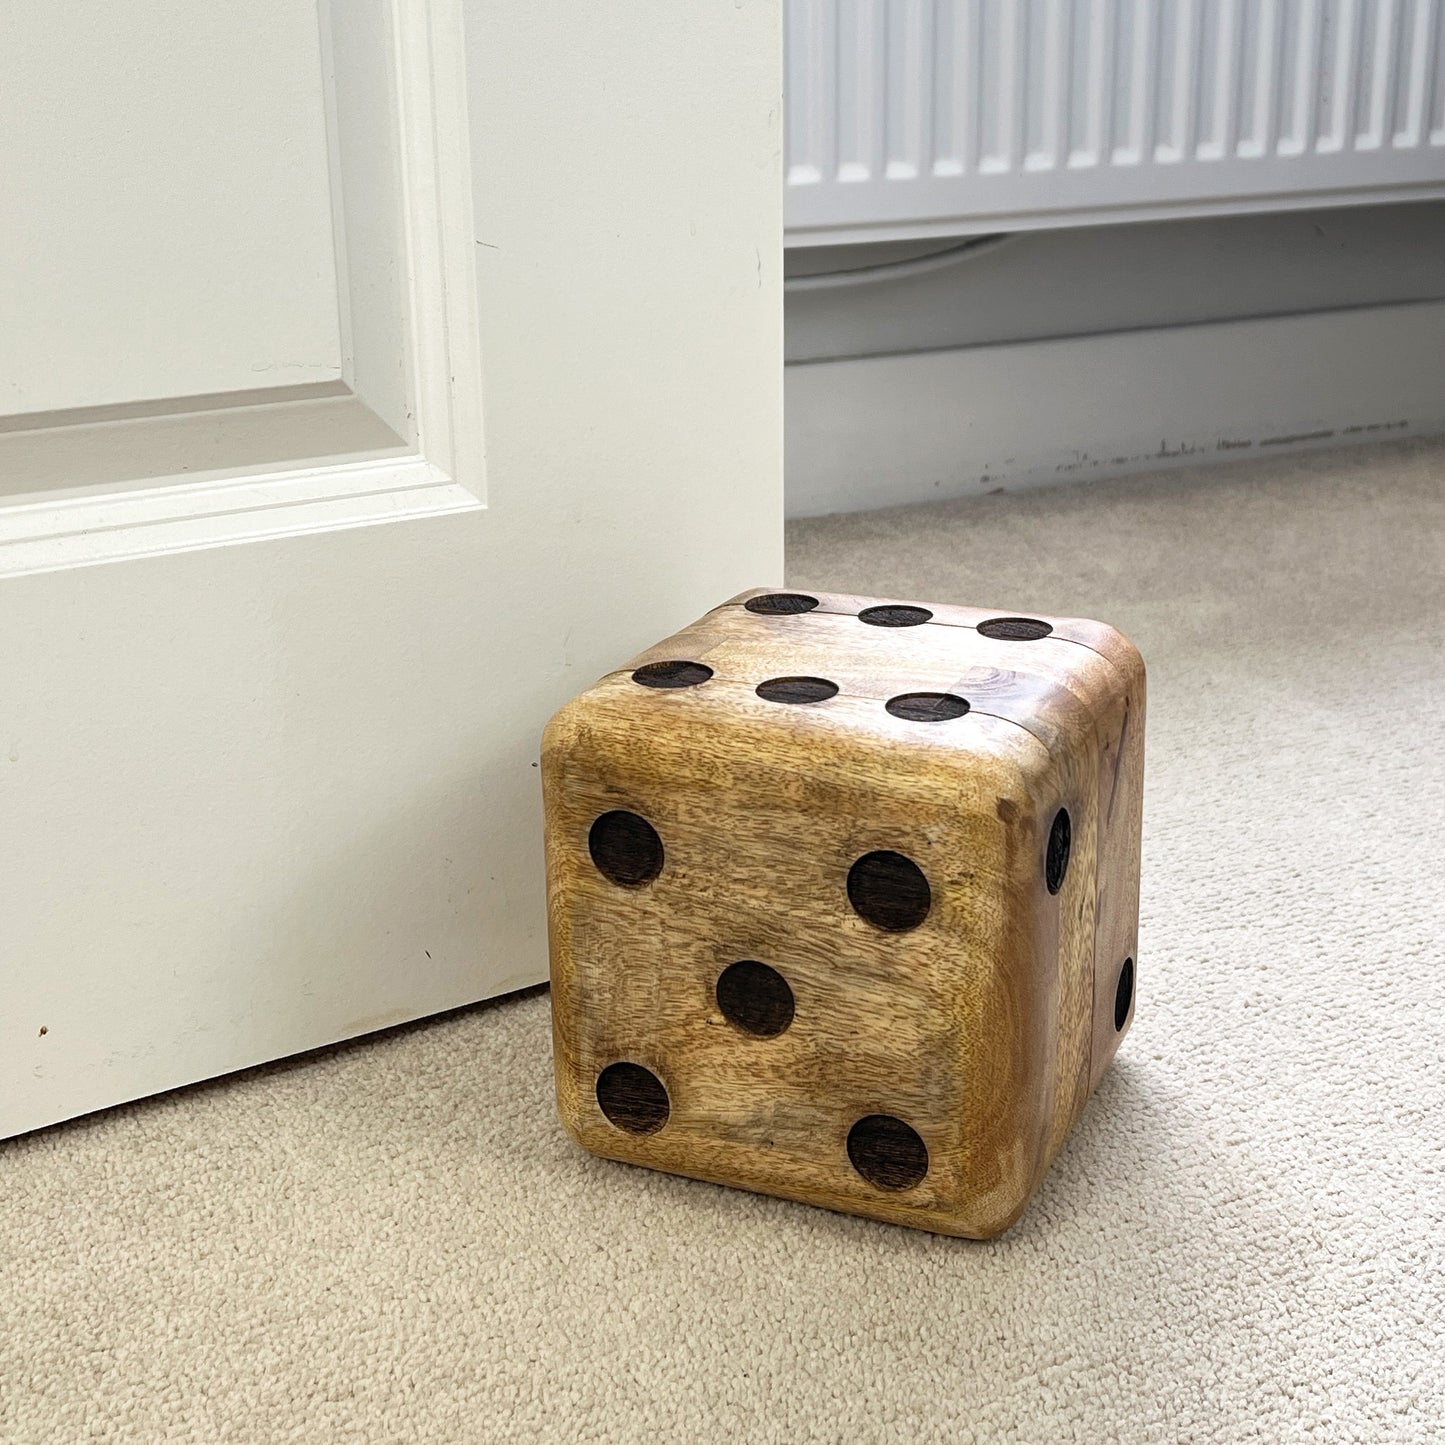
[785,203,1445,517]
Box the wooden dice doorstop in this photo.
[541,588,1145,1238]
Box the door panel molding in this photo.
[0,0,485,577]
[387,0,487,495]
[0,456,475,579]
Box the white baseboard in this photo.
[785,300,1445,518]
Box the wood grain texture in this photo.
[543,588,1145,1238]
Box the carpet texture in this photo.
[4,439,1443,1443]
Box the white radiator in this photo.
[785,0,1445,243]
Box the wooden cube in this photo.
[541,588,1145,1237]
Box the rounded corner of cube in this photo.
[1085,618,1149,694]
[540,692,596,762]
[970,1197,1035,1241]
[918,1184,1033,1241]
[552,1064,597,1151]
[977,738,1056,817]
[719,585,775,609]
[1109,627,1148,691]
[555,1096,592,1154]
[1092,980,1134,1083]
[954,1160,1051,1239]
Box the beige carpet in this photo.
[5,439,1444,1443]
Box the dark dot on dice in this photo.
[978,616,1053,641]
[885,692,970,723]
[847,1114,929,1191]
[588,810,663,887]
[1115,957,1134,1031]
[631,660,713,689]
[756,676,839,705]
[1045,808,1071,895]
[847,850,931,931]
[859,604,933,628]
[716,960,794,1038]
[596,1062,669,1134]
[745,592,819,615]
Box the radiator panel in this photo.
[786,0,1445,242]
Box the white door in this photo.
[0,0,781,1138]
